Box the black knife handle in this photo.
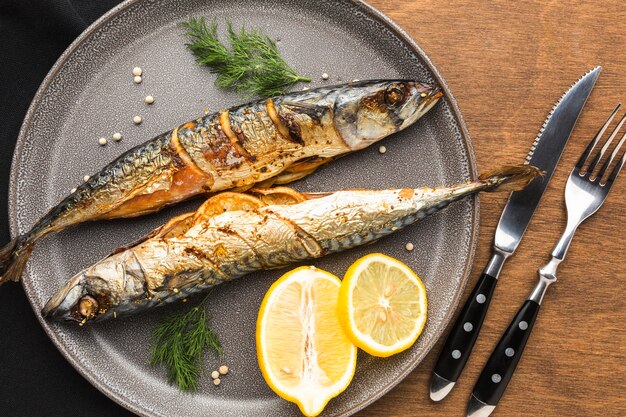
[433,272,498,383]
[472,299,540,406]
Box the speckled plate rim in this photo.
[9,1,478,416]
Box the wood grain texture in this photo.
[357,1,626,416]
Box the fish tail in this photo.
[0,236,34,285]
[478,165,543,192]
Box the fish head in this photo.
[42,274,110,323]
[334,80,442,150]
[42,252,145,323]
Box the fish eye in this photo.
[78,295,99,318]
[384,86,406,107]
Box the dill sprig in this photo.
[181,18,311,97]
[149,294,222,391]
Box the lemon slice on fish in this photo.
[257,266,357,417]
[338,253,427,357]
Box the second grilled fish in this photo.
[0,80,441,285]
[42,165,540,323]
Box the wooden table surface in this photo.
[356,1,626,416]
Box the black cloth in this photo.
[0,1,134,415]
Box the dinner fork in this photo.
[467,103,626,417]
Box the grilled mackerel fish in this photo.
[42,165,540,323]
[0,80,442,285]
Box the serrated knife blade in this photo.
[430,67,601,402]
[494,66,602,255]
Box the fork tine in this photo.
[587,113,626,175]
[597,130,626,181]
[576,103,621,170]
[607,147,626,183]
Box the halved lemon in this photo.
[338,253,428,357]
[257,266,357,417]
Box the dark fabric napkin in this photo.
[0,1,135,415]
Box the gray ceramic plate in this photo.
[9,0,477,416]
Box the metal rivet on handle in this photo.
[476,294,486,304]
[505,348,515,357]
[451,350,461,359]
[463,322,473,332]
[519,321,528,330]
[492,374,502,383]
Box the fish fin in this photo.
[272,168,318,185]
[479,165,543,192]
[286,156,332,173]
[228,184,254,193]
[270,157,333,185]
[109,212,196,255]
[157,213,197,239]
[0,238,33,284]
[255,177,277,188]
[300,192,333,200]
[0,238,19,272]
[161,273,200,291]
[248,187,308,205]
[192,192,266,226]
[280,100,325,114]
[280,100,318,108]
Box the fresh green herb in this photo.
[181,18,311,97]
[149,294,222,391]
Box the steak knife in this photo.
[430,66,602,401]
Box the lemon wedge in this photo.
[338,253,427,357]
[257,266,357,416]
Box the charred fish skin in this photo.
[0,133,181,283]
[0,80,441,285]
[175,80,441,189]
[52,133,180,224]
[42,166,540,323]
